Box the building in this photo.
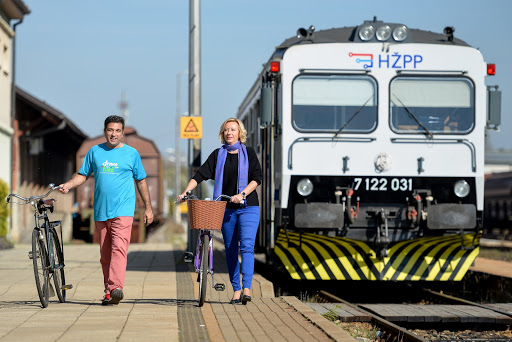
[0,0,29,191]
[10,87,88,243]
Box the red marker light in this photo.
[487,63,496,75]
[270,61,280,73]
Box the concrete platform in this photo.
[0,221,355,341]
[470,256,512,278]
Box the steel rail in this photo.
[319,290,429,342]
[421,287,512,319]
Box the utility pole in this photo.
[175,72,187,224]
[188,0,201,251]
[119,91,129,125]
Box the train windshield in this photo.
[390,77,475,134]
[292,75,377,133]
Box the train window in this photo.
[390,77,474,134]
[292,75,377,133]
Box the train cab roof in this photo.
[276,18,470,49]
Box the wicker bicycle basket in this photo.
[187,199,227,230]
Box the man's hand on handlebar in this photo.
[58,183,71,194]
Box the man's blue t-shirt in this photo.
[78,143,147,221]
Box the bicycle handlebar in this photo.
[174,191,233,204]
[6,183,62,205]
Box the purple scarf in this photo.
[213,141,249,199]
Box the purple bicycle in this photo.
[177,191,231,306]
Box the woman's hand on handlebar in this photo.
[230,193,245,205]
[175,190,192,203]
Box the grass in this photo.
[322,305,380,340]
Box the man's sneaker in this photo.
[101,293,111,306]
[110,288,124,305]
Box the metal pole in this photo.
[10,19,23,240]
[188,0,201,252]
[175,73,182,225]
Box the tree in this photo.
[0,179,9,237]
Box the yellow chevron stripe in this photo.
[451,246,480,281]
[291,238,331,280]
[387,236,461,281]
[292,233,368,280]
[437,234,481,281]
[396,239,455,281]
[281,242,317,280]
[274,244,301,280]
[279,232,375,280]
[405,237,465,281]
[282,235,347,280]
[301,233,378,279]
[274,230,480,281]
[279,233,357,279]
[424,240,467,281]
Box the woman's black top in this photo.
[192,146,262,209]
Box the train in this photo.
[236,18,501,281]
[484,171,512,238]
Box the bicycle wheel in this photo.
[50,229,66,303]
[198,234,209,307]
[32,229,49,308]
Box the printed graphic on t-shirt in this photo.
[100,160,119,174]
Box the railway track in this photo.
[315,289,512,341]
[317,290,428,342]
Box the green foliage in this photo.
[0,179,10,237]
[322,310,338,322]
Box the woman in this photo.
[177,118,262,304]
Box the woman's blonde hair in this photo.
[218,118,247,144]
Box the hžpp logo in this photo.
[349,52,423,69]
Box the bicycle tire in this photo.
[32,229,49,308]
[198,234,209,307]
[50,229,66,303]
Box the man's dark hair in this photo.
[104,115,125,130]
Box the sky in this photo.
[15,0,512,163]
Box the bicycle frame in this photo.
[194,230,216,282]
[7,183,70,307]
[36,205,62,275]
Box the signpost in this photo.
[180,116,202,139]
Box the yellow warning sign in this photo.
[181,116,202,139]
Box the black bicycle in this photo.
[6,183,73,308]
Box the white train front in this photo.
[237,19,501,281]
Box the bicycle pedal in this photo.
[62,284,73,290]
[28,251,33,259]
[213,283,225,291]
[183,252,194,263]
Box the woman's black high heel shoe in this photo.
[230,294,241,304]
[241,293,251,305]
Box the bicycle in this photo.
[177,191,232,307]
[6,183,73,308]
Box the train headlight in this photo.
[297,178,313,197]
[359,25,375,41]
[376,25,391,41]
[454,180,470,198]
[393,25,408,42]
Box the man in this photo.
[59,115,153,305]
